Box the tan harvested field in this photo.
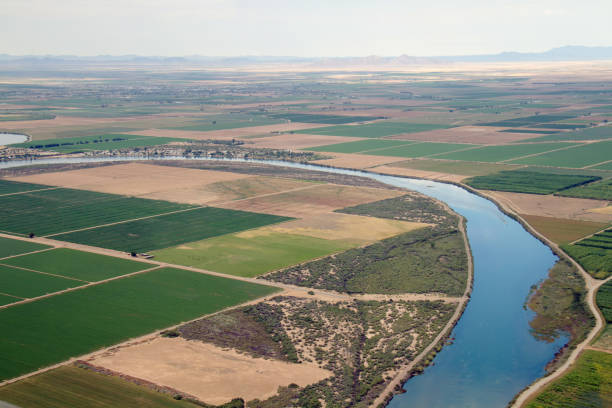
[247,133,361,149]
[483,190,612,223]
[241,212,429,243]
[219,183,403,217]
[89,337,332,405]
[371,164,467,183]
[388,126,535,144]
[126,122,330,140]
[8,162,252,198]
[520,214,610,244]
[590,205,612,215]
[0,115,122,130]
[310,152,406,169]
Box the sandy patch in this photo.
[247,133,361,149]
[8,163,251,198]
[90,337,331,405]
[483,190,612,223]
[242,212,429,243]
[125,122,331,141]
[370,164,467,183]
[589,205,612,215]
[310,152,406,169]
[387,126,535,144]
[219,184,403,217]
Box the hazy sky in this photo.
[2,0,611,57]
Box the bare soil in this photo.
[387,126,535,144]
[310,152,407,169]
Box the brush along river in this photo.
[0,156,567,407]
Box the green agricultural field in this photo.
[295,121,451,138]
[306,139,415,153]
[523,125,612,142]
[0,264,84,299]
[531,124,588,129]
[499,129,559,134]
[365,142,472,158]
[14,134,182,153]
[558,178,612,201]
[270,113,383,124]
[165,113,282,132]
[592,161,612,171]
[0,293,19,306]
[0,267,279,381]
[598,280,612,323]
[434,142,579,163]
[464,171,600,194]
[153,231,353,277]
[526,350,612,408]
[509,140,612,168]
[479,114,576,127]
[0,236,50,259]
[0,179,52,195]
[3,248,151,282]
[0,187,194,236]
[391,159,522,176]
[0,366,201,408]
[53,207,292,253]
[562,229,612,279]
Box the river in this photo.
[0,156,566,407]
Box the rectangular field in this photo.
[557,178,612,201]
[364,142,473,158]
[0,264,84,299]
[3,248,151,282]
[14,134,182,153]
[562,229,612,279]
[523,125,612,142]
[306,139,415,153]
[0,365,196,408]
[479,114,576,127]
[464,171,600,194]
[0,179,52,195]
[509,140,612,168]
[270,113,383,124]
[391,159,522,176]
[520,215,609,244]
[0,267,279,381]
[0,186,195,236]
[0,236,51,259]
[53,207,292,253]
[434,142,579,163]
[296,121,451,138]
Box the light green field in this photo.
[0,365,199,408]
[3,248,151,282]
[0,236,51,259]
[0,264,83,298]
[365,142,473,158]
[0,293,21,306]
[391,159,522,176]
[434,142,579,163]
[510,140,612,168]
[153,231,353,277]
[306,139,415,153]
[296,121,451,138]
[0,179,52,196]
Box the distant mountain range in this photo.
[1,46,611,67]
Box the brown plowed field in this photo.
[387,126,535,144]
[310,152,406,169]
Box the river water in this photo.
[0,133,28,145]
[0,157,566,407]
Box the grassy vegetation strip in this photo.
[0,236,51,259]
[0,365,204,408]
[270,113,383,124]
[520,215,609,245]
[0,188,195,236]
[525,350,612,408]
[0,267,279,381]
[597,280,612,325]
[0,264,84,299]
[153,232,353,278]
[464,170,601,194]
[3,248,151,282]
[53,207,292,253]
[0,179,52,195]
[14,134,183,153]
[306,139,415,153]
[296,122,451,138]
[178,296,455,408]
[509,140,612,168]
[558,178,612,201]
[434,142,579,163]
[562,229,612,279]
[361,142,473,158]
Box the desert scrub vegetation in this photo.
[263,194,467,296]
[176,296,455,408]
[527,260,594,368]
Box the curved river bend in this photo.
[0,157,566,407]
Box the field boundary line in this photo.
[584,345,612,354]
[0,187,60,197]
[214,182,323,206]
[44,205,206,238]
[0,265,162,311]
[0,292,23,300]
[582,159,612,169]
[499,142,584,163]
[0,247,56,262]
[0,263,89,283]
[569,226,611,245]
[424,144,483,158]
